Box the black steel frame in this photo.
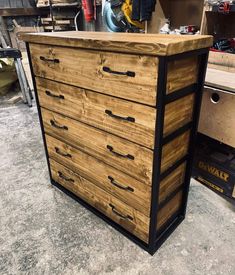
[26,42,209,255]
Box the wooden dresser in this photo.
[22,31,212,255]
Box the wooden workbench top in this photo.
[205,68,235,93]
[21,31,212,56]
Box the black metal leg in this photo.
[148,57,168,254]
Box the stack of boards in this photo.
[37,0,80,31]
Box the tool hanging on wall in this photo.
[82,0,95,22]
[103,0,144,32]
[218,1,231,13]
[131,0,156,21]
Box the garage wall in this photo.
[0,0,36,8]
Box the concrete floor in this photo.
[0,102,235,275]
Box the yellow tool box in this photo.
[193,134,235,203]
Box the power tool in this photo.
[103,0,144,32]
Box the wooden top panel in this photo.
[205,68,235,93]
[21,31,213,56]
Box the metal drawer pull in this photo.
[107,145,134,160]
[40,56,60,63]
[105,110,135,123]
[55,147,71,158]
[45,90,64,99]
[103,66,135,77]
[109,204,133,220]
[50,120,68,130]
[108,176,134,192]
[58,171,74,183]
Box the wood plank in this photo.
[198,87,235,148]
[20,31,213,56]
[36,77,156,148]
[164,93,195,137]
[208,52,235,74]
[0,0,10,8]
[30,44,158,106]
[157,191,183,230]
[167,56,198,94]
[41,108,153,185]
[161,131,190,173]
[159,163,186,204]
[205,68,235,93]
[0,8,41,16]
[47,136,152,216]
[50,159,150,243]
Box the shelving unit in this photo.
[200,2,235,73]
[37,1,80,32]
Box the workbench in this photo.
[199,68,235,148]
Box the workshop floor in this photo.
[0,102,235,275]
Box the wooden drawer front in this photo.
[159,162,186,205]
[50,159,150,243]
[36,77,156,148]
[46,134,151,216]
[167,56,198,94]
[198,88,235,148]
[157,191,183,230]
[164,93,195,137]
[30,43,158,105]
[41,108,153,185]
[161,130,190,173]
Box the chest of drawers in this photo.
[22,31,212,255]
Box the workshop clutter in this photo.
[206,0,235,13]
[211,38,235,54]
[83,0,156,31]
[160,22,199,35]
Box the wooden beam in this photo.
[0,8,42,17]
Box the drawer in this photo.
[163,93,195,137]
[50,159,150,243]
[30,43,158,106]
[159,162,186,205]
[36,77,156,148]
[198,87,235,148]
[46,134,152,216]
[41,108,153,185]
[161,130,190,173]
[157,190,183,230]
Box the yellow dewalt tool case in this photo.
[193,134,235,202]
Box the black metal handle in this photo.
[105,110,135,123]
[58,171,74,183]
[109,204,133,220]
[55,147,71,158]
[103,66,135,77]
[107,145,134,160]
[50,120,68,130]
[108,176,134,192]
[45,90,64,99]
[40,56,60,63]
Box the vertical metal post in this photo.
[25,42,53,181]
[148,57,168,254]
[14,60,27,104]
[16,58,32,107]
